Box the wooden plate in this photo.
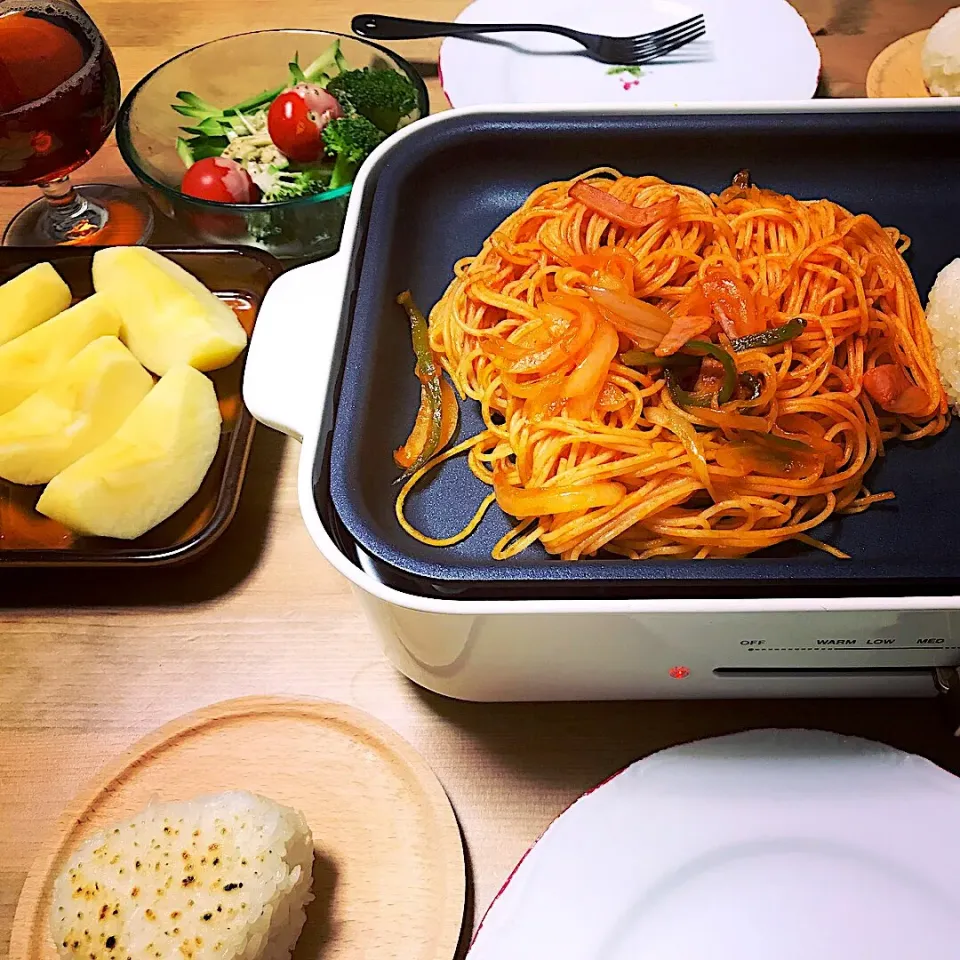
[866,30,932,98]
[10,697,466,960]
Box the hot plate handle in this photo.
[243,253,350,442]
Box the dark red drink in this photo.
[0,0,120,187]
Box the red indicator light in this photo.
[668,665,691,680]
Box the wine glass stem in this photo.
[37,177,108,242]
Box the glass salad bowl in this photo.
[116,30,429,262]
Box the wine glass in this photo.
[0,0,152,245]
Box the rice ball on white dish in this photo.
[922,7,960,96]
[925,257,960,409]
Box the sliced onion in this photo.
[647,406,713,495]
[584,285,672,345]
[692,408,769,432]
[493,466,626,518]
[564,320,619,399]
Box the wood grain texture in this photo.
[10,697,465,960]
[4,1,960,957]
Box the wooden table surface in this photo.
[2,0,960,955]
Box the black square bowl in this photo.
[0,245,281,567]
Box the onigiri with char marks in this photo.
[50,790,314,960]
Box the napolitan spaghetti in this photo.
[394,170,950,561]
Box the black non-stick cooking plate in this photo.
[323,108,960,600]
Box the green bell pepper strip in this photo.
[623,341,738,408]
[665,368,716,409]
[677,340,738,406]
[397,291,444,476]
[730,317,806,352]
[620,349,699,369]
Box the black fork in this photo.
[352,13,706,66]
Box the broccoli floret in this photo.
[326,68,418,133]
[260,167,329,203]
[321,115,386,189]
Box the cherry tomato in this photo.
[181,157,260,204]
[267,83,342,163]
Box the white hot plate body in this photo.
[244,102,960,702]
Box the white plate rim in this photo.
[437,0,822,109]
[466,728,960,957]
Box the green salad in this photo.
[171,40,418,217]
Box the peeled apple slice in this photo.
[0,293,121,416]
[92,246,248,375]
[0,336,153,485]
[37,365,222,539]
[0,262,72,346]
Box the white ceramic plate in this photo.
[468,729,960,960]
[439,0,821,107]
